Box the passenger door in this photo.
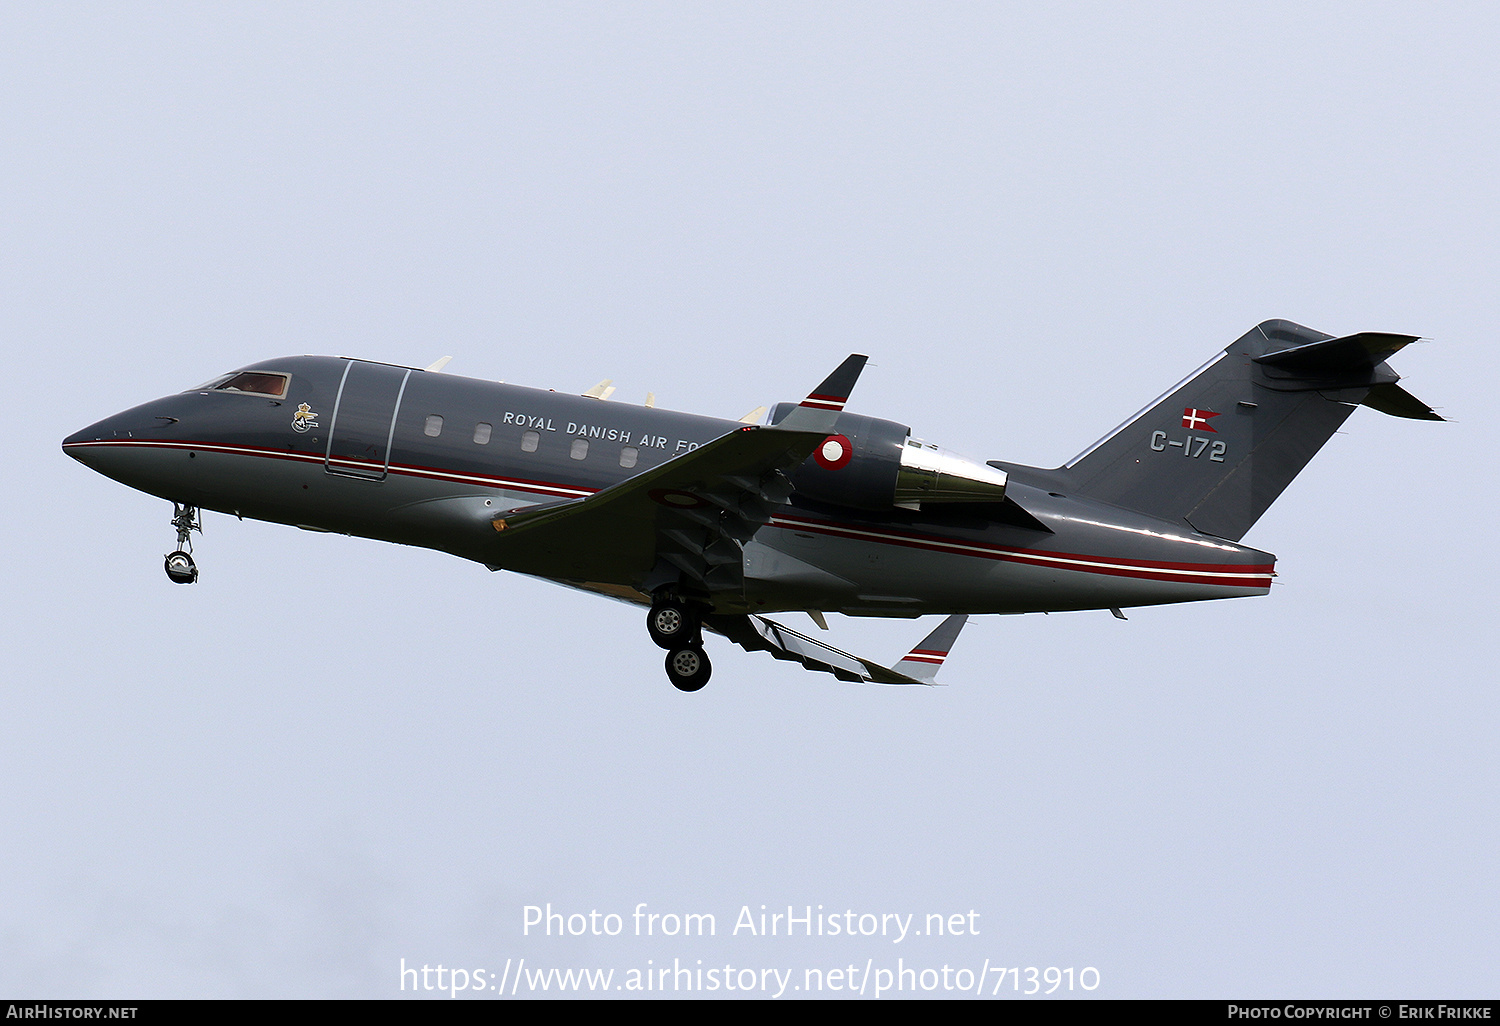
[325,360,410,480]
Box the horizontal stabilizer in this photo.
[704,612,964,685]
[1360,382,1444,421]
[1254,331,1420,374]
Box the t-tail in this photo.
[1030,320,1442,542]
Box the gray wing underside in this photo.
[704,612,969,686]
[705,613,929,685]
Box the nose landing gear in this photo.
[164,550,198,584]
[164,503,201,584]
[648,595,711,691]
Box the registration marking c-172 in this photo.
[63,319,1440,691]
[1150,432,1227,461]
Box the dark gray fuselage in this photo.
[63,356,1276,616]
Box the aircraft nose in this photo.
[62,416,119,468]
[61,398,188,477]
[63,416,112,447]
[64,411,144,464]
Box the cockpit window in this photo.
[199,372,290,397]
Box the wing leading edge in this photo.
[486,422,831,585]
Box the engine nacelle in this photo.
[769,405,1009,511]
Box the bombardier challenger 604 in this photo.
[64,319,1439,690]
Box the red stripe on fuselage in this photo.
[769,512,1273,590]
[62,439,599,500]
[68,439,1273,589]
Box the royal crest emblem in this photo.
[291,403,319,433]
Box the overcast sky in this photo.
[3,1,1495,999]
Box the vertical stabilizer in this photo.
[1055,320,1439,541]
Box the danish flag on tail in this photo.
[892,614,970,684]
[1182,407,1220,432]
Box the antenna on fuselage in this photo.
[424,356,453,373]
[583,379,616,400]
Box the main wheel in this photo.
[164,550,198,585]
[665,645,711,692]
[647,600,695,650]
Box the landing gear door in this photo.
[325,361,411,480]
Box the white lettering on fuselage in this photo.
[565,422,633,444]
[496,415,699,452]
[500,412,558,431]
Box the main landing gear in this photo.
[164,502,201,585]
[665,645,711,692]
[648,596,711,692]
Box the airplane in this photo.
[62,319,1440,691]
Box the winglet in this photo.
[891,614,969,683]
[774,354,868,433]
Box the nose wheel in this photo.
[164,550,198,584]
[164,502,202,584]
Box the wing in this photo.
[485,356,868,601]
[704,612,970,685]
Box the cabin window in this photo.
[521,430,540,452]
[205,372,289,398]
[424,415,444,437]
[473,422,492,444]
[619,446,639,469]
[570,438,589,461]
